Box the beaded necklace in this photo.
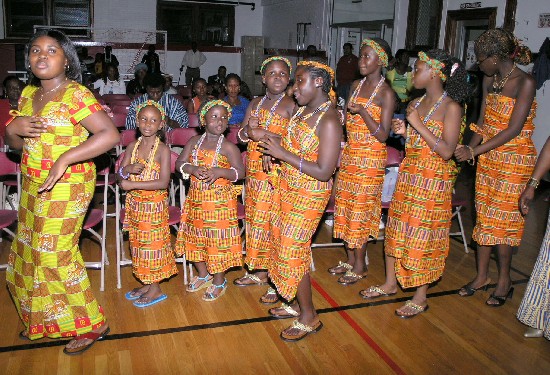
[492,64,516,95]
[287,100,331,167]
[407,92,447,145]
[130,136,160,181]
[254,93,285,129]
[349,76,385,108]
[192,133,224,167]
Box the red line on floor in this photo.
[311,278,406,375]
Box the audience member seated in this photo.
[125,73,189,130]
[94,46,120,79]
[93,63,126,96]
[208,65,227,97]
[2,76,24,110]
[126,63,148,99]
[187,78,212,113]
[223,73,250,126]
[163,74,178,95]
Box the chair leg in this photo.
[456,208,469,254]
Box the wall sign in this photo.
[539,13,550,28]
[460,2,482,9]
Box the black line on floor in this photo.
[0,278,529,354]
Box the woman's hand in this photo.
[125,163,144,175]
[38,158,68,193]
[258,135,286,160]
[405,106,421,128]
[192,165,208,180]
[248,116,260,128]
[119,179,133,191]
[8,116,48,138]
[454,145,473,162]
[347,102,366,116]
[519,186,535,215]
[392,118,406,135]
[262,155,273,173]
[203,167,222,184]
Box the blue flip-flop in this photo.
[133,294,168,308]
[125,290,144,301]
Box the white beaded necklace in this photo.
[192,133,224,167]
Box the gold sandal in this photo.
[328,261,352,275]
[337,270,367,285]
[268,303,300,319]
[280,320,323,342]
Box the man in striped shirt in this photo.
[125,74,189,130]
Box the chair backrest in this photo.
[102,93,130,104]
[188,113,200,128]
[170,151,179,173]
[0,151,19,176]
[119,129,137,148]
[111,104,130,115]
[177,86,192,98]
[226,127,239,145]
[167,128,198,148]
[112,112,128,128]
[0,99,12,138]
[386,146,404,167]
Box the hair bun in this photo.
[513,45,532,65]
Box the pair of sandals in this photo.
[328,261,367,285]
[187,275,227,301]
[234,273,279,304]
[459,279,513,307]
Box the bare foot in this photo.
[126,285,150,299]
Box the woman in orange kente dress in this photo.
[259,61,342,341]
[330,38,395,285]
[232,57,295,305]
[361,50,469,318]
[5,29,119,354]
[455,28,536,306]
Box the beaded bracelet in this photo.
[237,127,250,143]
[527,177,540,189]
[179,162,191,180]
[230,166,239,182]
[432,136,441,153]
[118,166,130,180]
[299,157,303,173]
[371,122,382,137]
[466,145,476,166]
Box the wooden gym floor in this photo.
[0,172,549,374]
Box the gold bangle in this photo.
[466,145,475,166]
[527,177,539,189]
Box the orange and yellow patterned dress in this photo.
[244,104,288,270]
[269,113,332,301]
[385,118,458,288]
[124,137,177,283]
[6,82,106,340]
[472,93,537,246]
[175,147,242,274]
[334,98,386,247]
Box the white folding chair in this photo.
[450,189,470,254]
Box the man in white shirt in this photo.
[180,42,207,86]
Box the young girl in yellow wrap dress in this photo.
[5,29,119,355]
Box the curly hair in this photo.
[474,28,532,65]
[297,61,333,94]
[424,49,470,104]
[26,29,82,86]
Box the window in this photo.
[157,1,235,46]
[4,0,92,39]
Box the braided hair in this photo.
[424,49,470,104]
[474,28,532,65]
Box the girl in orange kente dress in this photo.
[175,100,245,301]
[361,50,469,318]
[233,56,296,305]
[455,29,536,306]
[5,29,119,355]
[259,61,342,341]
[119,101,177,308]
[330,38,395,285]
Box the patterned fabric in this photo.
[126,93,189,130]
[244,108,288,270]
[385,118,458,288]
[472,94,537,246]
[6,82,106,340]
[269,118,331,301]
[517,213,550,340]
[123,140,177,284]
[334,99,386,248]
[175,149,242,274]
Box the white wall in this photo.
[333,0,395,24]
[392,0,409,53]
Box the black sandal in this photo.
[486,287,514,307]
[458,279,491,297]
